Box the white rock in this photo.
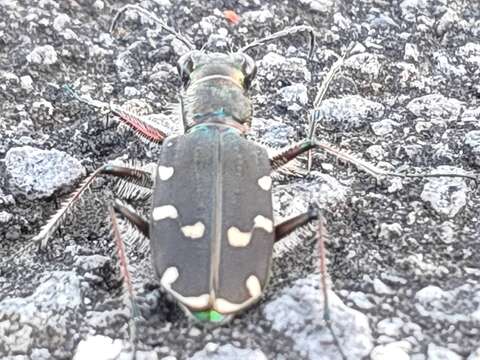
[371,341,411,360]
[377,317,404,337]
[26,45,58,65]
[264,274,373,360]
[73,335,124,360]
[420,166,468,218]
[427,343,462,360]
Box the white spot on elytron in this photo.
[160,266,179,287]
[254,215,273,233]
[257,176,272,191]
[214,298,245,314]
[246,275,262,297]
[158,166,174,180]
[227,227,252,247]
[181,222,205,239]
[152,205,178,220]
[160,267,210,310]
[181,294,210,310]
[214,277,262,314]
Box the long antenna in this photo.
[110,4,195,51]
[240,25,315,59]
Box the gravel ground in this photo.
[1,0,480,359]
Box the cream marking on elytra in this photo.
[246,275,262,297]
[158,165,174,180]
[181,221,205,239]
[257,176,272,191]
[160,267,210,310]
[213,275,263,313]
[152,205,178,220]
[254,215,274,233]
[227,227,252,247]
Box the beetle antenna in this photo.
[110,4,195,51]
[240,25,315,59]
[307,43,354,171]
[317,213,347,360]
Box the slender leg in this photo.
[274,205,318,243]
[316,214,346,360]
[33,164,153,248]
[240,25,315,59]
[269,139,479,183]
[274,207,347,359]
[113,199,149,239]
[109,206,139,354]
[64,85,169,145]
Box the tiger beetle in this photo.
[31,4,478,356]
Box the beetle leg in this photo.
[33,164,153,249]
[270,139,479,184]
[240,25,315,59]
[113,199,150,241]
[109,205,139,353]
[316,213,347,360]
[274,204,318,242]
[64,85,169,144]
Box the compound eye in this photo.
[241,53,257,89]
[177,51,196,86]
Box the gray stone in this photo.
[258,53,311,83]
[347,291,375,310]
[5,146,85,199]
[188,343,267,360]
[467,348,480,360]
[312,95,384,131]
[427,343,461,360]
[30,348,51,360]
[53,14,70,32]
[404,43,420,62]
[242,9,273,23]
[0,211,13,224]
[345,53,383,79]
[377,317,404,337]
[74,255,110,272]
[406,94,464,123]
[464,130,480,166]
[250,117,296,148]
[420,166,468,218]
[278,83,309,111]
[461,108,480,124]
[19,75,33,92]
[456,43,480,68]
[400,0,430,22]
[26,45,58,65]
[433,52,466,78]
[373,278,395,296]
[299,0,335,13]
[371,119,398,136]
[0,272,83,354]
[378,223,402,241]
[263,274,373,360]
[415,284,480,325]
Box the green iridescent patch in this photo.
[193,310,224,322]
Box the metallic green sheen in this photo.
[193,310,224,322]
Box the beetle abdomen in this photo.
[150,125,274,315]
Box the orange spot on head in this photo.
[224,10,240,25]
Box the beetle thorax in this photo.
[182,54,253,133]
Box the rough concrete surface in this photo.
[1,0,479,359]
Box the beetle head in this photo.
[177,50,257,90]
